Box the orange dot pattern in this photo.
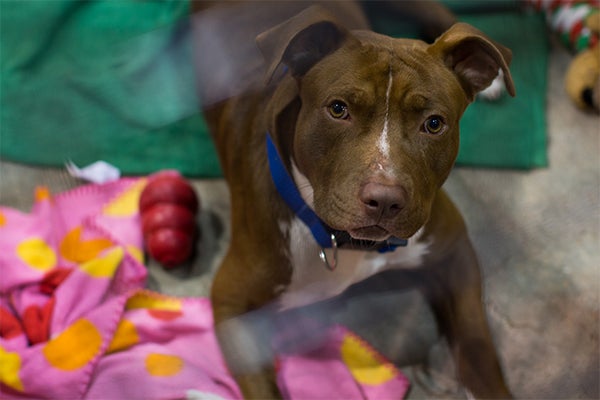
[42,319,103,371]
[0,177,408,399]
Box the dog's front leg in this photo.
[426,237,512,399]
[211,250,285,399]
[215,316,279,399]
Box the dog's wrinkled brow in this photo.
[402,93,430,110]
[326,87,372,106]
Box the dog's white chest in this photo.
[277,218,429,310]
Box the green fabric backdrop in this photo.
[0,1,548,177]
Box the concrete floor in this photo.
[1,40,599,399]
[439,42,599,399]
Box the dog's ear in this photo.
[428,22,516,101]
[257,6,351,83]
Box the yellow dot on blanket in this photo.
[0,346,24,392]
[0,211,6,227]
[106,319,139,354]
[126,245,144,264]
[126,291,182,312]
[340,333,397,386]
[16,238,57,271]
[43,319,103,371]
[80,247,123,278]
[145,353,184,377]
[103,179,147,217]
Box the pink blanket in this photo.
[0,178,409,399]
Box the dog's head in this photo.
[258,6,514,241]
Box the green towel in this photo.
[0,1,547,177]
[1,0,221,177]
[458,12,548,168]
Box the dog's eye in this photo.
[328,101,349,119]
[423,116,445,134]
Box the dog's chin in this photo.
[348,225,391,242]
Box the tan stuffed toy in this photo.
[528,0,600,113]
[565,12,600,113]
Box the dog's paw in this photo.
[477,69,505,101]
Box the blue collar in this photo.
[266,132,407,256]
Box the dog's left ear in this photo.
[257,6,354,84]
[428,22,516,101]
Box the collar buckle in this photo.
[319,233,338,271]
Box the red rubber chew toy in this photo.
[139,172,199,268]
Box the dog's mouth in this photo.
[347,225,391,242]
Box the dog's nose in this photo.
[359,182,406,219]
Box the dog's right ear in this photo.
[257,6,351,84]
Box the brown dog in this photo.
[192,1,515,398]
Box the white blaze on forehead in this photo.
[377,67,393,160]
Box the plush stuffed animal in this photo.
[528,0,600,113]
[565,11,599,112]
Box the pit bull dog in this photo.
[192,1,515,398]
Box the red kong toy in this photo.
[139,172,200,268]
